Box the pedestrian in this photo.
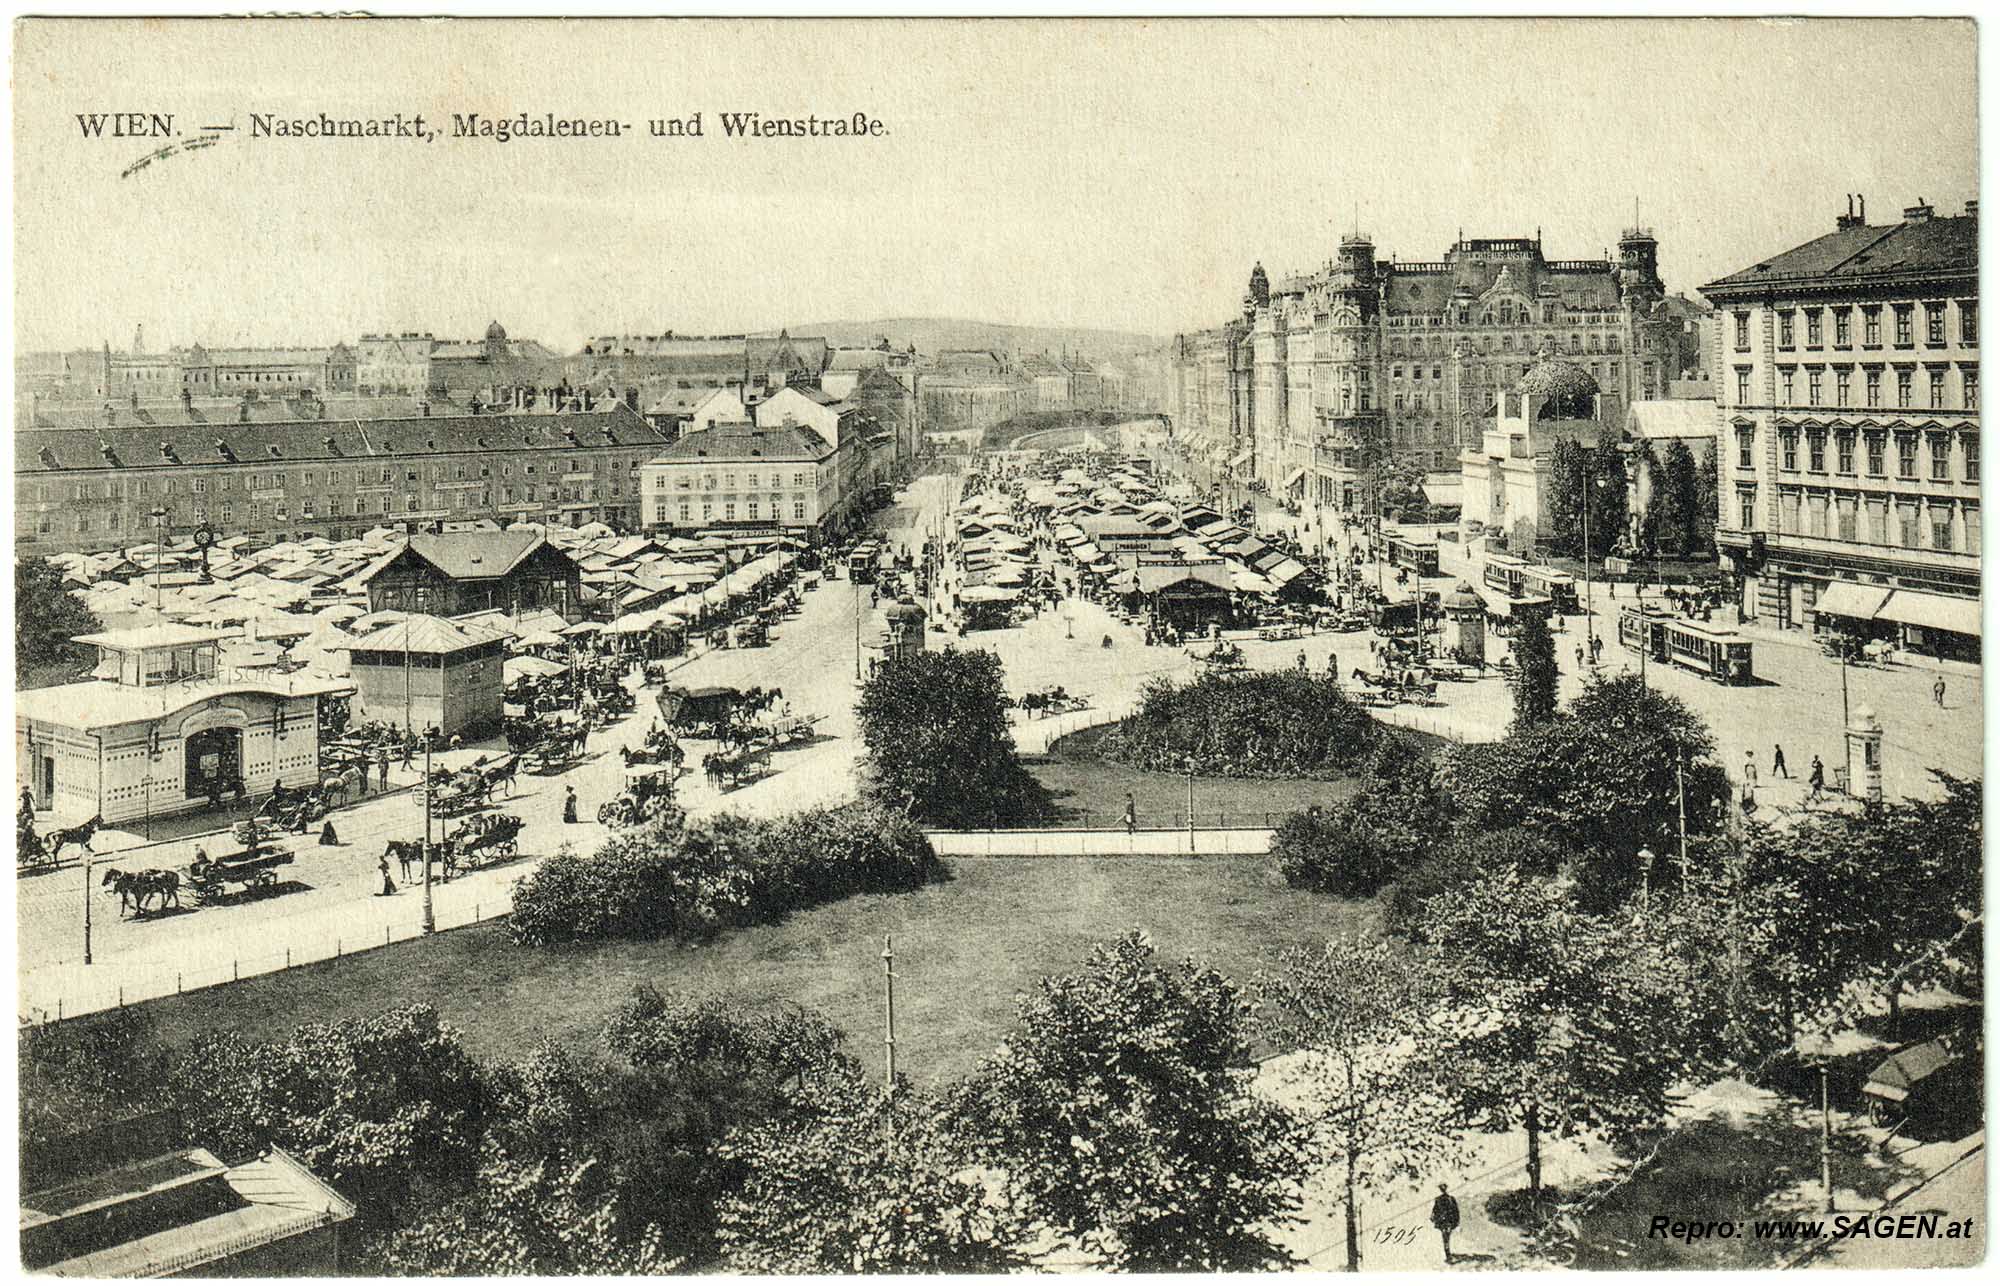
[1297,649,1308,671]
[319,819,339,846]
[378,856,397,897]
[1122,792,1136,835]
[1772,744,1789,779]
[1934,675,1947,707]
[377,749,390,793]
[450,733,463,753]
[1431,1182,1462,1264]
[1808,755,1825,803]
[1742,749,1758,788]
[1576,644,1585,668]
[563,785,579,824]
[400,740,414,771]
[396,843,414,882]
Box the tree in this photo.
[946,932,1307,1270]
[1442,673,1731,912]
[857,648,1051,826]
[1692,442,1720,555]
[1414,870,1694,1195]
[1274,735,1449,897]
[380,1145,679,1275]
[1654,439,1700,557]
[1385,826,1572,936]
[1106,670,1379,778]
[1260,935,1467,1271]
[166,1005,489,1221]
[1543,440,1586,556]
[1586,442,1630,562]
[1509,608,1559,729]
[19,1008,170,1154]
[16,557,99,686]
[717,1072,1028,1273]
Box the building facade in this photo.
[1458,358,1607,554]
[357,531,584,620]
[1702,196,1979,657]
[14,405,676,555]
[639,423,848,538]
[1172,228,1682,508]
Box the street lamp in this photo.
[421,730,435,934]
[1185,754,1197,851]
[1636,846,1656,916]
[148,505,168,613]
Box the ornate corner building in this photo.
[1171,227,1685,511]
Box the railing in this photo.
[19,890,511,1028]
[90,1209,342,1278]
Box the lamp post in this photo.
[1185,754,1197,851]
[148,505,168,613]
[1580,466,1595,662]
[1636,846,1655,917]
[82,850,93,966]
[421,733,435,934]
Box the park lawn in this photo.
[124,855,1380,1084]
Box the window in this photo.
[1931,504,1954,551]
[1965,433,1980,482]
[793,500,807,521]
[1894,305,1913,346]
[1736,428,1755,469]
[746,472,759,488]
[1865,368,1881,407]
[1834,308,1851,347]
[1836,429,1855,474]
[724,473,736,489]
[1929,433,1950,481]
[1866,432,1886,476]
[301,497,315,517]
[748,499,760,520]
[1896,432,1918,478]
[354,497,366,514]
[1734,368,1750,403]
[1806,369,1822,406]
[1896,369,1913,408]
[1897,502,1919,548]
[653,502,668,524]
[192,478,206,494]
[1926,303,1946,345]
[1807,494,1827,538]
[1806,429,1826,472]
[1864,308,1882,346]
[1966,504,1981,550]
[678,502,691,524]
[1961,301,1978,345]
[792,472,805,487]
[1835,369,1851,407]
[1805,310,1823,346]
[1734,313,1750,349]
[1837,498,1858,541]
[723,502,736,522]
[1779,428,1799,471]
[1964,367,1980,409]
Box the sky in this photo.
[11,17,1979,353]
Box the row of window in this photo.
[35,477,648,534]
[1735,300,1977,352]
[1736,486,1977,553]
[655,470,812,492]
[651,499,809,525]
[35,456,651,503]
[1736,425,1979,483]
[1733,363,1979,412]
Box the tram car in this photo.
[1386,534,1442,578]
[1518,564,1581,615]
[1617,606,1754,684]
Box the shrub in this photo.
[509,804,945,947]
[1100,671,1378,779]
[1273,735,1447,898]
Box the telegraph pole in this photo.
[881,935,899,1126]
[83,852,93,965]
[422,737,435,934]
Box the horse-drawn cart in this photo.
[598,764,681,827]
[522,728,586,775]
[188,843,294,904]
[756,712,822,749]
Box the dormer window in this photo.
[267,444,282,458]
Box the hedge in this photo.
[1096,671,1379,779]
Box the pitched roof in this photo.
[16,405,666,474]
[373,530,571,582]
[1625,398,1718,442]
[651,423,832,463]
[347,612,507,654]
[1702,213,1976,295]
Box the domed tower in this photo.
[883,597,928,662]
[1518,357,1601,422]
[482,319,508,363]
[1617,227,1662,303]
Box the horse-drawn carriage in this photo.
[16,814,103,875]
[1017,686,1088,720]
[1189,640,1248,672]
[443,812,525,874]
[620,732,685,770]
[658,684,781,739]
[728,618,770,649]
[523,728,586,775]
[428,766,497,818]
[185,840,294,905]
[753,711,822,749]
[598,764,681,827]
[232,788,326,844]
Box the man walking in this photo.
[1934,675,1947,707]
[1431,1181,1462,1265]
[563,785,579,824]
[1808,755,1826,803]
[1122,792,1136,835]
[1772,744,1789,779]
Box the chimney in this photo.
[419,399,431,418]
[1966,198,1979,220]
[180,387,193,410]
[238,400,250,423]
[1903,199,1934,224]
[130,390,140,410]
[1836,194,1865,232]
[104,401,117,426]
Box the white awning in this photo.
[1283,467,1307,491]
[1265,556,1308,585]
[1229,450,1253,470]
[1812,582,1893,622]
[1875,589,1981,637]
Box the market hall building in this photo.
[15,624,350,825]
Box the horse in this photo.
[43,815,104,867]
[383,839,425,883]
[480,758,519,799]
[102,866,180,916]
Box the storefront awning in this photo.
[1812,582,1893,622]
[1283,467,1307,491]
[1875,589,1981,637]
[1229,450,1253,470]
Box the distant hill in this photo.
[758,317,1169,363]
